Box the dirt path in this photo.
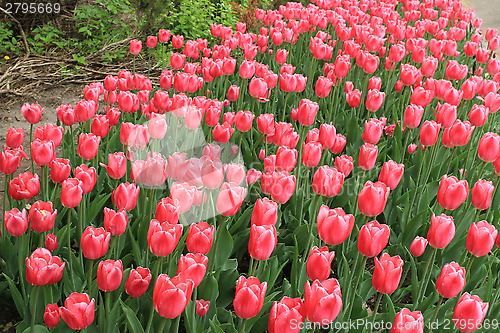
[467,0,500,32]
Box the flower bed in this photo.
[1,0,500,332]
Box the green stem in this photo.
[431,296,444,325]
[369,292,383,332]
[416,247,437,306]
[87,259,94,297]
[30,286,40,330]
[344,255,368,320]
[239,318,247,333]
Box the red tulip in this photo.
[362,119,384,144]
[103,207,128,236]
[28,201,57,232]
[146,35,158,48]
[248,223,277,261]
[234,110,255,132]
[158,29,171,42]
[80,227,110,259]
[358,220,390,257]
[436,262,466,299]
[212,122,235,143]
[196,300,210,316]
[317,205,354,246]
[466,220,498,257]
[296,99,318,126]
[312,166,344,197]
[346,89,361,107]
[471,179,494,210]
[97,260,123,292]
[366,89,385,112]
[419,120,441,147]
[9,171,40,201]
[306,246,335,281]
[427,214,455,249]
[43,303,60,328]
[437,175,469,210]
[25,248,65,285]
[216,182,247,216]
[275,146,297,172]
[449,120,474,147]
[176,253,208,287]
[153,274,194,318]
[112,182,140,211]
[21,103,43,124]
[409,236,428,257]
[74,100,97,123]
[131,156,168,187]
[0,148,22,175]
[358,181,390,217]
[251,197,278,226]
[256,113,275,135]
[77,133,100,160]
[378,160,404,190]
[318,123,336,150]
[248,77,269,101]
[390,308,424,333]
[49,158,71,183]
[477,132,500,162]
[268,297,303,333]
[234,276,267,319]
[125,267,152,298]
[358,143,378,170]
[372,253,404,294]
[56,104,76,126]
[129,39,142,54]
[4,208,28,236]
[227,85,240,101]
[147,219,183,256]
[100,152,126,180]
[6,127,25,148]
[404,104,424,129]
[59,293,95,330]
[74,165,97,194]
[155,197,180,224]
[453,293,488,333]
[302,279,342,324]
[60,178,83,208]
[186,222,214,254]
[91,115,110,138]
[45,233,58,251]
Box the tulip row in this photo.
[1,0,500,332]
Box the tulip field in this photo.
[2,0,500,331]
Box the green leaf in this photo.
[22,325,50,333]
[3,273,25,318]
[215,223,234,268]
[120,300,145,333]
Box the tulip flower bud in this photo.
[477,132,500,162]
[147,219,183,257]
[216,182,247,216]
[436,262,466,299]
[112,182,140,211]
[372,253,404,294]
[234,276,267,319]
[358,181,390,217]
[378,160,404,190]
[302,279,342,324]
[59,293,95,330]
[302,141,322,168]
[471,179,494,210]
[26,248,65,285]
[49,158,71,183]
[358,220,390,257]
[436,175,469,210]
[21,103,43,124]
[306,246,335,281]
[97,260,123,292]
[268,297,303,333]
[248,224,278,260]
[427,214,455,249]
[6,127,25,148]
[77,133,100,160]
[28,201,57,233]
[312,166,345,197]
[317,205,354,246]
[390,308,424,333]
[419,120,441,147]
[129,39,142,54]
[318,123,336,150]
[251,198,278,226]
[404,104,424,129]
[409,236,428,257]
[466,220,498,257]
[61,178,83,208]
[100,152,127,180]
[176,253,208,287]
[186,222,214,254]
[452,293,488,333]
[358,143,378,170]
[80,227,111,259]
[74,165,97,194]
[196,300,210,317]
[125,267,152,298]
[362,119,384,144]
[4,208,28,236]
[9,172,40,201]
[45,233,58,251]
[43,303,60,328]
